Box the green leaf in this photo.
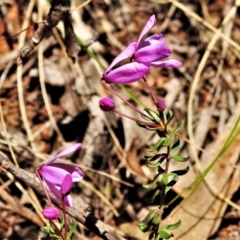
[148,138,166,152]
[142,114,154,122]
[161,175,168,185]
[148,162,161,168]
[165,185,172,194]
[158,230,174,239]
[162,220,181,230]
[59,214,64,229]
[166,110,174,125]
[162,138,171,147]
[138,210,157,232]
[165,175,179,193]
[143,173,161,189]
[144,108,160,122]
[144,190,160,203]
[141,209,157,224]
[138,222,151,232]
[67,219,76,240]
[170,137,180,154]
[152,210,162,225]
[171,166,190,176]
[169,120,184,137]
[171,155,188,162]
[145,154,167,162]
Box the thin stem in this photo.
[35,168,52,206]
[100,79,149,117]
[113,109,161,128]
[50,220,65,240]
[62,198,68,240]
[142,77,157,104]
[155,139,171,239]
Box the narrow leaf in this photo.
[67,219,77,239]
[169,120,184,137]
[144,190,160,203]
[158,230,174,239]
[170,137,180,154]
[171,166,190,176]
[171,155,188,162]
[143,173,161,189]
[138,222,150,232]
[148,138,166,152]
[162,220,181,230]
[162,138,171,147]
[148,162,161,168]
[144,108,160,122]
[166,109,174,125]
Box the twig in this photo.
[0,152,127,240]
[17,0,80,65]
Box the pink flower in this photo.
[39,144,83,207]
[103,15,182,84]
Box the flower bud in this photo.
[156,98,165,111]
[61,174,73,196]
[42,207,60,220]
[99,97,115,111]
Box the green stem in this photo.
[49,220,65,240]
[155,132,171,240]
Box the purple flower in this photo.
[42,206,60,220]
[39,143,83,207]
[99,97,115,111]
[103,15,181,84]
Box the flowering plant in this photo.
[36,143,83,240]
[100,15,187,240]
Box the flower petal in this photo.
[44,179,72,207]
[150,59,182,68]
[61,174,73,196]
[143,34,165,45]
[105,42,137,72]
[103,62,149,84]
[40,164,83,185]
[136,15,157,48]
[44,143,82,165]
[52,163,83,182]
[135,44,171,63]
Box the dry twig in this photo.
[18,0,80,65]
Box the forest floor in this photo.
[0,0,239,239]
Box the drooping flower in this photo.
[42,206,60,220]
[102,15,182,84]
[39,143,83,207]
[99,97,115,111]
